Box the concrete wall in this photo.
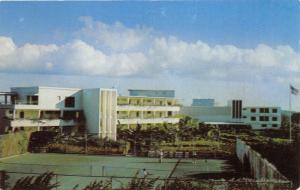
[180,106,234,123]
[82,88,117,140]
[236,138,288,181]
[38,87,82,110]
[82,89,100,134]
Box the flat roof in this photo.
[119,95,179,100]
[128,89,175,91]
[11,86,82,91]
[204,121,247,125]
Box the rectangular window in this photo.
[259,116,264,121]
[251,108,256,113]
[243,116,247,118]
[65,97,75,108]
[147,111,151,114]
[272,124,278,128]
[265,108,269,113]
[272,109,277,113]
[20,111,24,119]
[272,117,277,121]
[31,96,38,105]
[259,116,269,121]
[259,108,264,113]
[251,117,256,121]
[261,124,267,127]
[168,111,172,117]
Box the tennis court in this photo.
[0,153,235,189]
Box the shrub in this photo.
[11,172,59,190]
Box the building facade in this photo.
[242,107,281,130]
[117,92,180,129]
[0,86,118,140]
[0,87,180,139]
[180,100,244,125]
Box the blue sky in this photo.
[0,1,300,109]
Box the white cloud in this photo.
[0,18,300,84]
[76,16,154,52]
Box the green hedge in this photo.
[0,132,31,158]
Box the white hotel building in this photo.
[242,107,281,129]
[0,87,180,140]
[180,99,282,130]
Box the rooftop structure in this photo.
[128,89,175,98]
[192,98,215,107]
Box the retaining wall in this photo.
[236,138,288,181]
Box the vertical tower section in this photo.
[230,100,242,121]
[82,88,117,140]
[100,89,117,140]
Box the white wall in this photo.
[82,88,100,134]
[82,88,117,140]
[38,87,82,110]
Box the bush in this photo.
[0,131,32,157]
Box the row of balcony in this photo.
[117,105,180,112]
[9,119,80,127]
[117,118,180,125]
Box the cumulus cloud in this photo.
[0,18,300,83]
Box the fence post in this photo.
[90,165,93,176]
[55,174,58,190]
[85,133,87,154]
[110,177,113,190]
[102,166,105,176]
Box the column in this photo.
[13,110,16,119]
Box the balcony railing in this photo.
[0,100,38,105]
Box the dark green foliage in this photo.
[28,131,59,152]
[11,172,59,190]
[120,171,158,190]
[81,180,112,190]
[158,179,198,190]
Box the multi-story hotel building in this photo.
[117,95,180,129]
[0,87,180,139]
[181,99,282,130]
[242,107,281,129]
[0,86,117,140]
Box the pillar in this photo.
[13,110,16,119]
